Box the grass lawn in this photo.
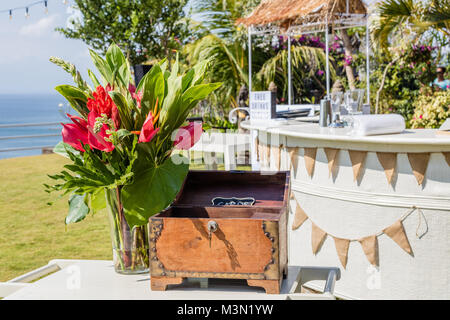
[0,154,111,282]
[0,153,250,282]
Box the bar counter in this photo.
[241,119,450,299]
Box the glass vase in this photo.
[105,187,149,274]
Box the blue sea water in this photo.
[0,94,69,159]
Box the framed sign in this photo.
[249,91,276,120]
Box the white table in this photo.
[1,260,339,300]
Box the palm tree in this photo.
[373,0,450,49]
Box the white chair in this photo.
[189,132,251,171]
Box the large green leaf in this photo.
[89,49,113,85]
[105,44,130,89]
[66,193,90,225]
[121,155,189,228]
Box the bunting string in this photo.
[291,198,422,268]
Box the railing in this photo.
[0,122,63,153]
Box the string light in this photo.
[1,0,69,20]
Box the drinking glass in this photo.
[330,91,343,120]
[344,89,364,115]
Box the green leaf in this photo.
[55,85,90,117]
[66,193,90,225]
[105,44,130,88]
[90,188,106,214]
[121,155,189,228]
[53,141,81,159]
[89,49,113,85]
[138,64,165,117]
[88,69,101,88]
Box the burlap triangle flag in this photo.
[324,148,339,177]
[304,148,317,177]
[383,220,413,255]
[376,152,397,185]
[311,223,327,254]
[407,153,430,185]
[358,235,379,266]
[290,191,294,200]
[348,150,367,182]
[443,152,450,167]
[265,143,271,167]
[292,202,308,230]
[288,147,300,170]
[255,137,260,161]
[273,144,283,171]
[333,237,350,269]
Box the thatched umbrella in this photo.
[237,0,369,105]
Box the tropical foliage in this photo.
[410,88,450,128]
[57,0,190,64]
[46,44,221,228]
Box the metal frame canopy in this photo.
[238,0,370,105]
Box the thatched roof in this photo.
[237,0,367,28]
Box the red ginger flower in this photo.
[87,85,120,129]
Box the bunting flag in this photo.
[265,143,271,168]
[407,153,430,185]
[311,223,327,254]
[333,237,350,269]
[287,146,299,173]
[383,220,413,255]
[272,144,283,171]
[291,198,418,268]
[255,137,260,161]
[358,235,379,266]
[292,202,308,230]
[348,150,367,182]
[324,148,339,177]
[443,152,450,167]
[376,152,397,185]
[304,148,317,177]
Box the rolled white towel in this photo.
[351,114,406,136]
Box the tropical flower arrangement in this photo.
[46,44,220,273]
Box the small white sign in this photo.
[250,91,276,120]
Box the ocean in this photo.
[0,94,69,159]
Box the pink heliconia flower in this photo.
[61,113,114,153]
[173,122,202,150]
[61,115,89,152]
[138,111,160,143]
[129,84,143,108]
[87,111,115,152]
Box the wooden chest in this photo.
[149,170,290,294]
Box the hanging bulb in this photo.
[44,1,48,14]
[25,7,29,18]
[9,10,12,20]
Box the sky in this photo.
[0,0,93,94]
[0,0,378,95]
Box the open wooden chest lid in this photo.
[173,170,290,208]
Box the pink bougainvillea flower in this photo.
[61,114,89,152]
[138,111,160,143]
[87,85,120,129]
[173,122,202,150]
[129,84,143,108]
